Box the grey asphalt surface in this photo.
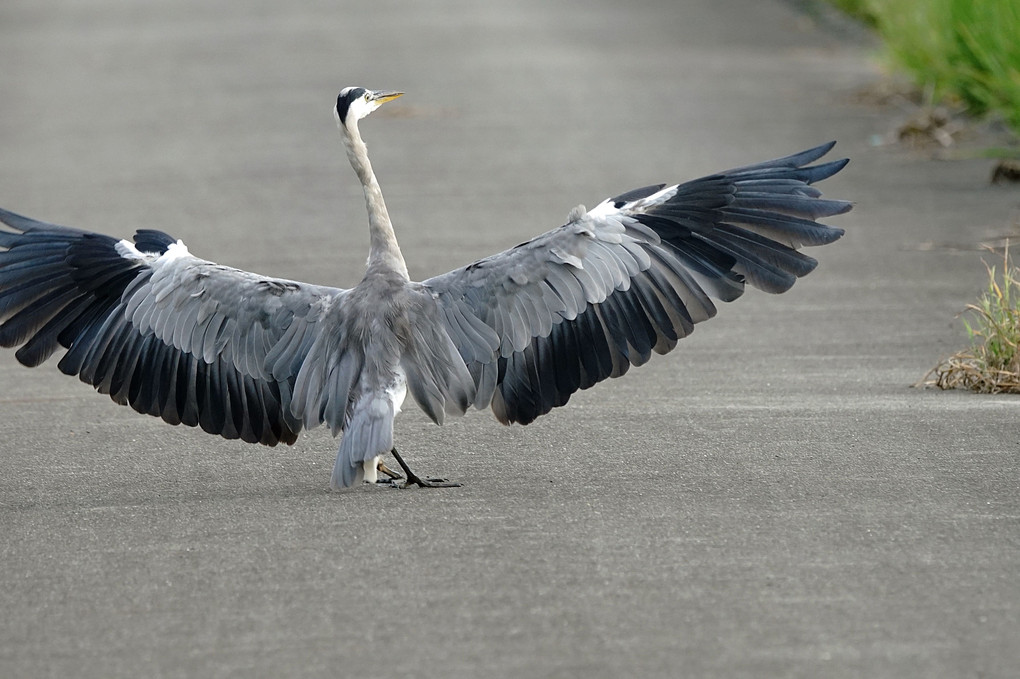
[1,1,1018,677]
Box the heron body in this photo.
[0,87,851,490]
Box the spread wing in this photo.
[0,208,342,445]
[423,142,852,425]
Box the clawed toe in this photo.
[401,476,461,489]
[387,447,461,489]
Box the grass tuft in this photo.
[832,0,1020,136]
[923,245,1020,392]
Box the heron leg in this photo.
[390,447,461,488]
[376,460,403,481]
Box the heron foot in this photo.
[399,475,462,489]
[389,447,461,489]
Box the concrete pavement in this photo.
[1,1,1017,677]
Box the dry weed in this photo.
[921,245,1020,393]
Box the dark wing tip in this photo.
[723,141,843,175]
[0,206,68,235]
[609,184,667,207]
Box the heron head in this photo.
[335,87,404,127]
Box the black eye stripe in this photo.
[336,87,367,123]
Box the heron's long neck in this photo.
[343,120,409,279]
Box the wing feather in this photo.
[425,142,851,424]
[0,207,342,446]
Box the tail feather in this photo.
[330,394,397,489]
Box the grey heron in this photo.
[0,86,851,490]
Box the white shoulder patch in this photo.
[633,185,679,209]
[588,199,618,219]
[114,239,145,261]
[116,237,191,263]
[162,240,191,261]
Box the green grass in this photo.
[833,0,1020,134]
[825,0,879,26]
[925,247,1020,392]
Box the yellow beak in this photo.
[370,90,404,105]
